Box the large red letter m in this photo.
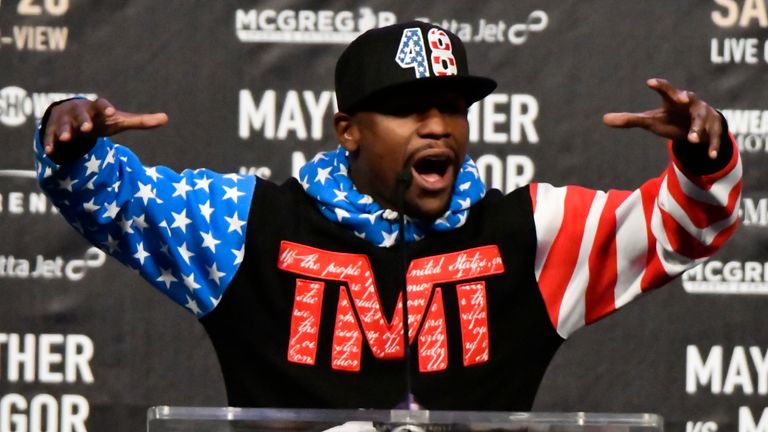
[277,241,504,372]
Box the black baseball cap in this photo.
[335,21,497,113]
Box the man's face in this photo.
[335,90,470,219]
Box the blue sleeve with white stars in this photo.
[34,132,256,318]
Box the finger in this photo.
[648,78,690,105]
[707,117,723,159]
[93,97,116,117]
[687,111,705,144]
[56,117,73,142]
[603,111,656,129]
[43,124,57,155]
[112,112,169,131]
[73,103,93,133]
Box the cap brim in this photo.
[345,75,497,114]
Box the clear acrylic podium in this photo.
[147,407,663,432]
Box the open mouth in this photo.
[410,151,455,191]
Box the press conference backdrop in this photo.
[0,1,766,431]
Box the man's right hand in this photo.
[42,97,168,159]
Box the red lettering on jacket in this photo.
[418,288,448,372]
[332,287,363,371]
[456,282,490,366]
[287,279,324,365]
[278,241,504,371]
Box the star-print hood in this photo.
[299,147,486,247]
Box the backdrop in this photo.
[1,1,766,431]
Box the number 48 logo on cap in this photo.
[395,28,458,78]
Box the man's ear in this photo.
[334,112,359,153]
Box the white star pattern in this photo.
[200,231,221,253]
[102,234,120,253]
[333,190,348,202]
[225,212,246,234]
[334,207,350,222]
[159,243,172,258]
[456,211,468,227]
[156,267,177,289]
[172,178,193,199]
[207,263,225,285]
[380,230,399,247]
[184,295,202,316]
[135,182,157,205]
[359,213,377,224]
[103,201,120,219]
[232,245,245,265]
[83,198,100,213]
[171,209,192,233]
[84,155,101,175]
[199,200,214,223]
[177,242,195,265]
[133,242,151,265]
[194,175,213,192]
[296,147,486,249]
[133,214,149,232]
[223,185,244,203]
[58,176,78,191]
[182,272,201,290]
[119,216,134,234]
[102,148,115,168]
[315,167,332,185]
[144,166,162,182]
[34,137,255,317]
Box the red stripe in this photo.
[538,186,596,328]
[585,190,629,324]
[640,253,674,291]
[665,165,742,228]
[659,208,739,259]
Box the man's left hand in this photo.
[603,78,722,159]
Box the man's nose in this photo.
[416,107,451,139]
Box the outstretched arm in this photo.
[532,79,741,338]
[35,98,255,318]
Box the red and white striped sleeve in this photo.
[530,139,742,338]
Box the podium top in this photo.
[147,407,663,432]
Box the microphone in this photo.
[394,165,422,410]
[396,167,413,200]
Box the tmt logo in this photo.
[278,242,504,372]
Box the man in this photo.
[35,21,741,410]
